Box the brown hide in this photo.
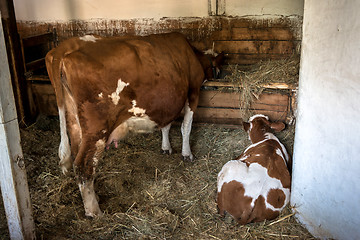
[217,115,291,225]
[46,33,223,178]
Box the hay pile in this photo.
[223,55,300,119]
[0,116,314,239]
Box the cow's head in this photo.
[203,52,225,79]
[243,114,285,143]
[192,47,225,80]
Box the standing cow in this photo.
[45,32,223,217]
[217,114,291,224]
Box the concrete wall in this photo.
[13,0,303,22]
[292,0,360,239]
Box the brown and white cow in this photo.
[217,114,291,224]
[45,32,223,217]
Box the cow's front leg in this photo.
[181,102,194,161]
[161,123,172,154]
[74,137,105,217]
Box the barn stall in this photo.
[0,0,319,239]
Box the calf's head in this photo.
[242,114,285,143]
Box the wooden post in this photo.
[0,13,35,240]
[0,0,35,126]
[208,0,225,16]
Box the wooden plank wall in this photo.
[17,16,301,124]
[209,18,302,65]
[17,16,302,65]
[196,82,295,124]
[28,82,296,124]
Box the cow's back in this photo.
[54,33,203,128]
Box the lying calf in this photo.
[217,114,291,224]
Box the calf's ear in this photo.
[243,121,250,132]
[270,122,285,132]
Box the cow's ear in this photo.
[270,122,285,132]
[243,121,250,132]
[215,52,225,66]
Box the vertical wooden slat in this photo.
[0,13,35,240]
[0,0,35,126]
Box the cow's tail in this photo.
[45,50,72,174]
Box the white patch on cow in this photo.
[244,133,289,164]
[181,101,194,160]
[128,100,146,117]
[98,92,103,98]
[239,154,249,161]
[78,180,102,217]
[79,35,98,42]
[93,139,105,170]
[70,112,82,151]
[243,138,268,154]
[204,49,217,56]
[75,110,82,141]
[108,79,130,105]
[101,129,107,134]
[126,115,157,133]
[248,122,253,140]
[249,114,269,122]
[106,115,157,146]
[161,123,172,154]
[95,138,105,153]
[255,154,261,157]
[248,114,269,140]
[58,107,71,174]
[217,161,290,211]
[276,148,284,159]
[265,133,290,163]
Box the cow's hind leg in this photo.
[78,178,101,217]
[181,101,194,161]
[74,137,106,217]
[161,123,172,154]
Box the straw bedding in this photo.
[0,113,313,239]
[0,55,311,239]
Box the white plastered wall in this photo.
[13,0,209,21]
[225,0,304,17]
[13,0,303,22]
[292,0,360,239]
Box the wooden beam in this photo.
[231,28,295,41]
[0,0,35,125]
[21,32,54,48]
[25,58,46,72]
[203,80,296,90]
[0,13,35,240]
[214,40,294,55]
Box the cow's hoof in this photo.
[59,160,73,175]
[84,204,103,218]
[85,210,103,218]
[161,149,173,155]
[183,155,194,162]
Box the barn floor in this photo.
[0,115,314,239]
